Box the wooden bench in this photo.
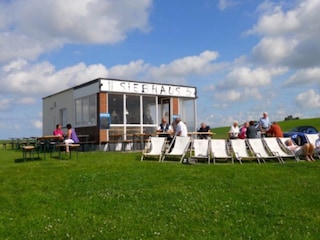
[100,140,123,151]
[79,141,96,151]
[22,145,38,161]
[122,139,133,151]
[55,143,81,159]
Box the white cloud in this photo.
[217,0,238,10]
[214,87,263,103]
[251,37,297,64]
[248,0,320,67]
[31,119,43,129]
[295,89,320,108]
[148,50,220,83]
[218,67,287,88]
[17,97,37,105]
[109,60,150,80]
[0,0,152,63]
[249,0,320,37]
[0,51,222,98]
[52,62,110,88]
[214,89,241,102]
[284,67,320,86]
[249,5,299,36]
[1,60,110,96]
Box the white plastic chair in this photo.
[263,137,297,163]
[230,139,256,164]
[141,137,166,162]
[162,136,191,163]
[210,139,233,164]
[246,138,277,164]
[190,139,210,164]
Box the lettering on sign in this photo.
[100,79,196,98]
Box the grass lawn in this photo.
[1,147,320,239]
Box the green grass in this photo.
[1,147,320,239]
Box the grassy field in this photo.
[1,146,320,239]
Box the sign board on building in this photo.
[100,79,196,98]
[100,113,110,129]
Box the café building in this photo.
[42,78,197,147]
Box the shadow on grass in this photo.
[277,162,320,168]
[14,157,41,163]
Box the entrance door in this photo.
[159,98,170,123]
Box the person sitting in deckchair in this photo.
[285,139,315,162]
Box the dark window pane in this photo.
[108,94,123,124]
[126,95,140,124]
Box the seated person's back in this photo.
[246,121,257,138]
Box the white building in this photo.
[43,78,197,145]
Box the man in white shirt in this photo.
[259,112,271,137]
[174,117,188,137]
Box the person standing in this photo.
[259,112,270,137]
[64,123,79,152]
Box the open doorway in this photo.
[158,98,171,124]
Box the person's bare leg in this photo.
[66,144,70,153]
[302,145,311,161]
[308,144,315,161]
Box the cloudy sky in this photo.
[1,0,320,139]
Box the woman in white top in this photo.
[228,121,239,139]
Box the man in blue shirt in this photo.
[259,112,270,137]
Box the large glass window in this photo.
[158,98,170,124]
[89,95,96,124]
[75,94,97,126]
[82,96,89,123]
[108,94,123,124]
[126,95,140,124]
[143,96,156,124]
[180,98,196,132]
[75,99,82,125]
[60,108,67,127]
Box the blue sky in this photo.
[0,0,320,139]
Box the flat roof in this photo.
[43,77,197,99]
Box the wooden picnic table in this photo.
[36,135,61,159]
